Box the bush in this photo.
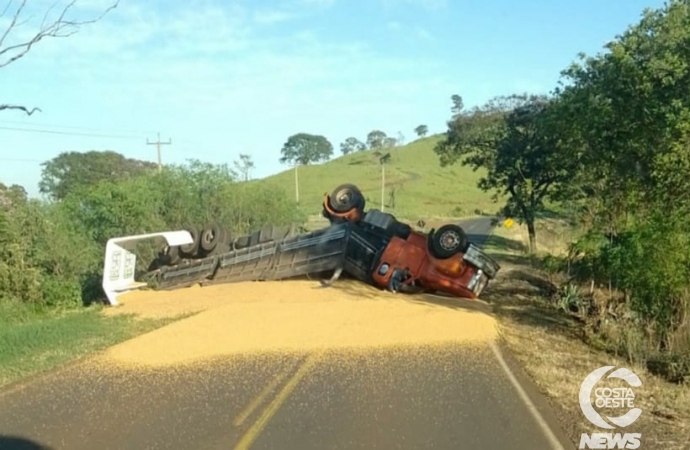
[0,160,305,309]
[550,208,690,383]
[40,277,82,309]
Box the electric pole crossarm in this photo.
[146,132,172,172]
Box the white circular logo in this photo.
[579,366,642,429]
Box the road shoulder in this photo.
[481,226,690,450]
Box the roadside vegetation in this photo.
[482,223,690,449]
[433,0,690,385]
[0,158,305,387]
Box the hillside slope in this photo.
[258,135,501,221]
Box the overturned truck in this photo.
[102,183,500,305]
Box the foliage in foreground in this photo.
[435,0,690,383]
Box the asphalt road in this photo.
[0,217,574,450]
[459,216,496,248]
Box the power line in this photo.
[0,126,144,139]
[0,158,42,163]
[0,119,154,136]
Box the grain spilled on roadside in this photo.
[97,279,498,368]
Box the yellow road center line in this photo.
[233,353,321,450]
[232,357,305,427]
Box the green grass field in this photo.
[0,304,181,388]
[258,135,502,221]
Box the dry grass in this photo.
[484,221,690,449]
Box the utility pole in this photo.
[146,132,171,172]
[294,164,299,203]
[381,163,385,212]
[379,152,391,212]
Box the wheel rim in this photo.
[439,230,461,251]
[203,230,214,243]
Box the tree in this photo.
[542,1,690,346]
[451,94,464,118]
[340,137,366,155]
[0,182,27,208]
[233,154,255,181]
[382,137,397,148]
[435,94,571,253]
[1,0,119,116]
[39,150,158,201]
[396,131,405,146]
[366,130,387,149]
[279,133,333,202]
[279,133,333,166]
[554,0,690,222]
[414,124,428,137]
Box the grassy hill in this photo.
[258,135,502,221]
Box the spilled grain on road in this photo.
[97,279,498,369]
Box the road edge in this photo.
[490,338,575,449]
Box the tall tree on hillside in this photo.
[340,137,366,155]
[39,150,158,201]
[435,94,572,253]
[382,136,397,148]
[1,0,119,116]
[279,133,333,202]
[414,124,428,137]
[450,94,464,119]
[233,154,255,181]
[366,130,387,149]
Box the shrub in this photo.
[0,160,305,309]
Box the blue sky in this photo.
[1,0,666,197]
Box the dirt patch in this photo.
[97,279,498,369]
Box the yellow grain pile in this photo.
[98,279,499,368]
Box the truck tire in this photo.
[200,223,227,252]
[179,225,201,258]
[429,224,468,259]
[328,183,365,214]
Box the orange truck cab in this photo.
[370,231,491,299]
[322,184,499,299]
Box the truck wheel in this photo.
[179,225,201,258]
[429,224,468,259]
[328,183,365,213]
[200,223,227,252]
